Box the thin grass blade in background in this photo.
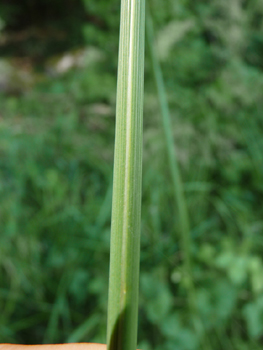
[146,11,195,310]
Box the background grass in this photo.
[1,0,263,349]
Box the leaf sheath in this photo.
[107,1,145,350]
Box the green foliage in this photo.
[106,0,145,349]
[1,0,263,349]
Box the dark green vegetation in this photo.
[1,0,263,349]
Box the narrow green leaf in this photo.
[106,1,146,350]
[146,10,212,350]
[146,10,194,308]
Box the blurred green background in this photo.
[1,0,263,349]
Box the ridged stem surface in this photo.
[107,1,145,350]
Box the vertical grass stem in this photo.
[107,1,146,350]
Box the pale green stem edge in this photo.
[106,0,146,350]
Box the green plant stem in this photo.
[106,1,145,350]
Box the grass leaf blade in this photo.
[107,1,146,350]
